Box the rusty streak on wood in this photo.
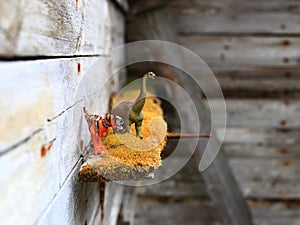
[77,62,81,73]
[76,0,79,11]
[40,138,55,158]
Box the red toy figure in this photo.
[83,107,125,155]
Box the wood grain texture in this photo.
[220,128,300,158]
[121,187,137,225]
[0,55,121,225]
[0,0,112,57]
[208,100,300,199]
[211,67,300,98]
[216,77,300,98]
[214,127,300,199]
[211,66,300,78]
[178,36,300,67]
[0,57,99,224]
[104,182,124,225]
[135,200,221,225]
[219,127,299,145]
[0,130,60,225]
[136,157,208,199]
[36,160,100,225]
[169,0,300,34]
[208,99,300,129]
[249,200,300,225]
[229,158,300,199]
[0,57,96,152]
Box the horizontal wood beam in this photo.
[208,99,300,129]
[0,0,123,57]
[169,0,300,35]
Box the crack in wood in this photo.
[1,92,99,158]
[47,99,85,122]
[0,128,43,157]
[33,156,84,225]
[0,54,107,61]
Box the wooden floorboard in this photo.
[135,199,222,225]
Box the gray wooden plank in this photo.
[0,57,97,152]
[0,56,118,181]
[219,129,300,200]
[216,77,300,98]
[104,182,124,225]
[249,200,300,225]
[92,207,101,225]
[178,36,300,67]
[169,0,300,10]
[218,127,299,145]
[208,99,300,129]
[223,144,300,159]
[121,187,137,225]
[36,159,100,225]
[229,158,300,199]
[136,178,208,199]
[0,55,124,225]
[136,156,208,199]
[135,199,222,225]
[211,66,300,79]
[216,127,300,158]
[0,130,60,225]
[0,0,112,57]
[0,57,99,225]
[169,0,300,34]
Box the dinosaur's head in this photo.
[145,72,156,79]
[111,115,126,133]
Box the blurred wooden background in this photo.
[126,1,300,225]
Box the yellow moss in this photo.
[78,91,167,182]
[104,94,167,168]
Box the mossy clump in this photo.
[78,92,167,182]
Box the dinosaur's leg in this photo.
[135,113,144,139]
[87,116,105,155]
[95,127,107,155]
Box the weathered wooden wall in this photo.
[126,0,300,225]
[0,0,127,224]
[168,0,300,224]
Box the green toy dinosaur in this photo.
[112,72,156,139]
